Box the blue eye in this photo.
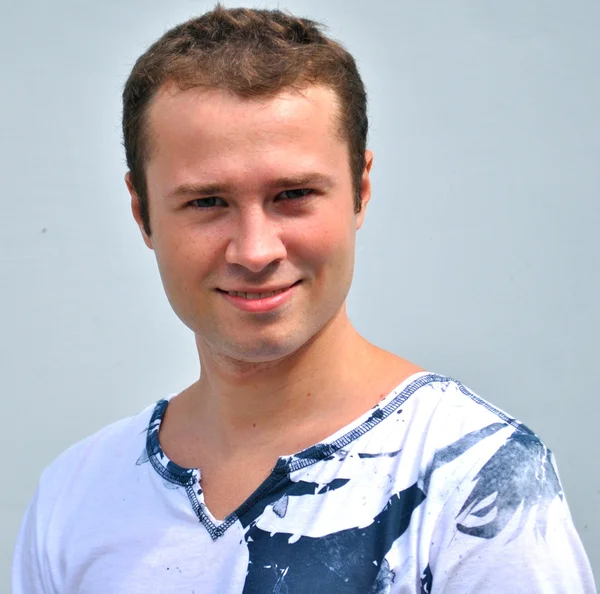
[277,189,312,201]
[188,197,226,208]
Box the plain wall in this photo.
[2,0,598,589]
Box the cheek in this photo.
[287,214,356,274]
[152,227,221,289]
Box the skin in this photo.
[127,84,421,518]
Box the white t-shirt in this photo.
[13,373,596,593]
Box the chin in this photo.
[215,329,314,365]
[229,339,301,363]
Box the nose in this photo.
[225,209,287,273]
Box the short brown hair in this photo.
[122,4,368,235]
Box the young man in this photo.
[13,6,595,593]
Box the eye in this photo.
[276,188,313,201]
[187,196,227,208]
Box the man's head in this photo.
[122,4,368,236]
[123,6,373,365]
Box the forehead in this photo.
[144,84,345,167]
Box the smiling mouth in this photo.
[217,281,300,301]
[225,288,289,300]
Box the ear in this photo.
[125,172,153,249]
[356,150,374,230]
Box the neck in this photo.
[162,307,422,468]
[186,307,381,453]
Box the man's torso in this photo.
[13,373,593,593]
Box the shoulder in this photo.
[403,377,595,591]
[36,400,162,506]
[406,373,541,457]
[13,400,166,591]
[400,374,560,504]
[406,373,518,428]
[408,374,563,535]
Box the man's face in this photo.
[129,84,372,364]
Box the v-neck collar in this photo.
[143,371,443,539]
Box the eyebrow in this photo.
[166,172,334,200]
[269,173,334,190]
[166,182,231,200]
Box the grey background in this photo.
[2,0,598,589]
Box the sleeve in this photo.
[425,428,597,594]
[12,484,56,594]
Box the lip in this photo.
[218,282,299,313]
